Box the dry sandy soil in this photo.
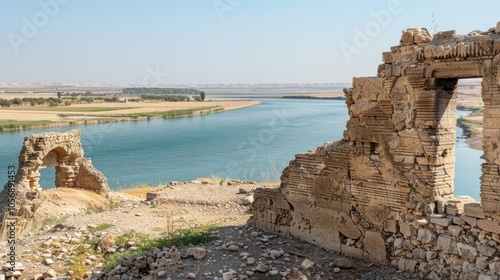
[456,83,483,109]
[303,91,344,98]
[0,179,418,280]
[0,98,260,122]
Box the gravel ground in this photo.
[1,179,419,280]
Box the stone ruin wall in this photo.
[0,130,109,239]
[251,23,500,279]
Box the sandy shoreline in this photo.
[0,100,261,131]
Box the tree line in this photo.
[123,87,201,95]
[140,94,191,102]
[0,96,120,107]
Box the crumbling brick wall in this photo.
[251,23,500,278]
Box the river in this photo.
[0,99,482,200]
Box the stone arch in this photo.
[14,131,98,191]
[28,147,66,189]
[5,130,108,193]
[0,130,109,239]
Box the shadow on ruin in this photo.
[250,22,500,277]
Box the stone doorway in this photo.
[251,24,500,269]
[454,79,484,199]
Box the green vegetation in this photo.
[200,91,206,102]
[88,223,114,233]
[117,106,222,119]
[457,108,483,135]
[123,87,201,95]
[105,226,218,270]
[473,107,484,114]
[69,254,89,279]
[141,94,190,102]
[0,98,12,107]
[40,214,71,229]
[0,96,122,108]
[458,117,482,134]
[8,106,136,112]
[457,107,484,135]
[0,120,53,131]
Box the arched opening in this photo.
[31,146,76,190]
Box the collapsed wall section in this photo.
[250,23,500,278]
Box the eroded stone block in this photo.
[384,219,398,233]
[477,245,496,257]
[364,231,387,264]
[417,229,435,244]
[437,235,451,252]
[477,220,500,234]
[461,215,477,227]
[400,222,416,237]
[464,203,485,219]
[431,218,452,227]
[457,243,478,259]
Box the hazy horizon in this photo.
[2,1,500,85]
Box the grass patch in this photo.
[457,117,482,134]
[67,117,118,122]
[0,120,53,131]
[105,226,218,270]
[57,106,224,121]
[69,254,88,280]
[88,223,114,233]
[117,184,160,199]
[118,106,221,119]
[472,107,484,114]
[7,106,138,112]
[41,214,70,229]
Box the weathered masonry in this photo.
[251,23,500,278]
[0,130,108,238]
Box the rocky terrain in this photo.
[0,179,419,280]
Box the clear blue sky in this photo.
[1,0,499,85]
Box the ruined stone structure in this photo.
[0,130,108,239]
[251,23,500,278]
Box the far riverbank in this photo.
[0,100,261,132]
[457,108,483,150]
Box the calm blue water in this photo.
[455,110,483,200]
[0,100,482,200]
